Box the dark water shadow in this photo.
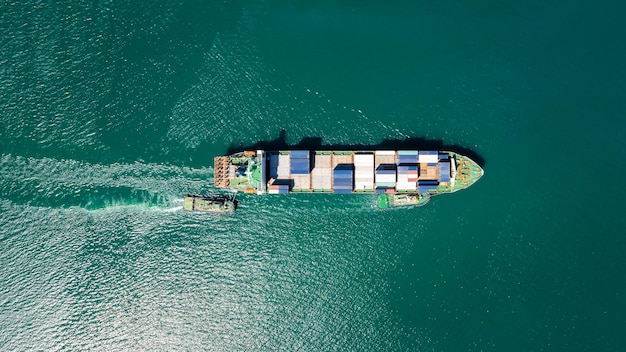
[226,129,486,167]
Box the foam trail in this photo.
[163,206,184,213]
[0,154,216,210]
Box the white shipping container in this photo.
[354,181,374,190]
[354,154,374,166]
[355,171,373,180]
[396,181,417,190]
[355,167,372,172]
[418,153,439,163]
[375,150,396,156]
[375,174,396,183]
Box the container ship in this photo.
[214,150,483,208]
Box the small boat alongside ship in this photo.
[182,194,236,214]
[376,192,431,209]
[212,149,483,209]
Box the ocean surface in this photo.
[1,1,625,351]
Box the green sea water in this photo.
[2,1,625,351]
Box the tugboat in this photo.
[182,194,236,214]
[376,192,431,209]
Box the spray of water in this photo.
[0,154,215,211]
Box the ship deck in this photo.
[216,150,483,198]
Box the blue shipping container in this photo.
[290,158,310,174]
[334,177,352,181]
[290,150,309,159]
[334,181,352,185]
[418,180,438,185]
[334,170,353,180]
[398,155,418,164]
[333,188,353,194]
[438,162,451,182]
[334,177,352,182]
[418,184,438,193]
[398,165,418,172]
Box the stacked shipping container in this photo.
[264,150,452,195]
[268,184,289,194]
[397,165,418,190]
[375,165,396,188]
[438,161,451,182]
[354,153,375,191]
[333,165,353,194]
[397,150,419,164]
[290,150,310,174]
[374,150,396,191]
[268,153,279,179]
[397,150,418,191]
[418,150,439,163]
[417,180,439,193]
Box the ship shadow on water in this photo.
[226,129,485,168]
